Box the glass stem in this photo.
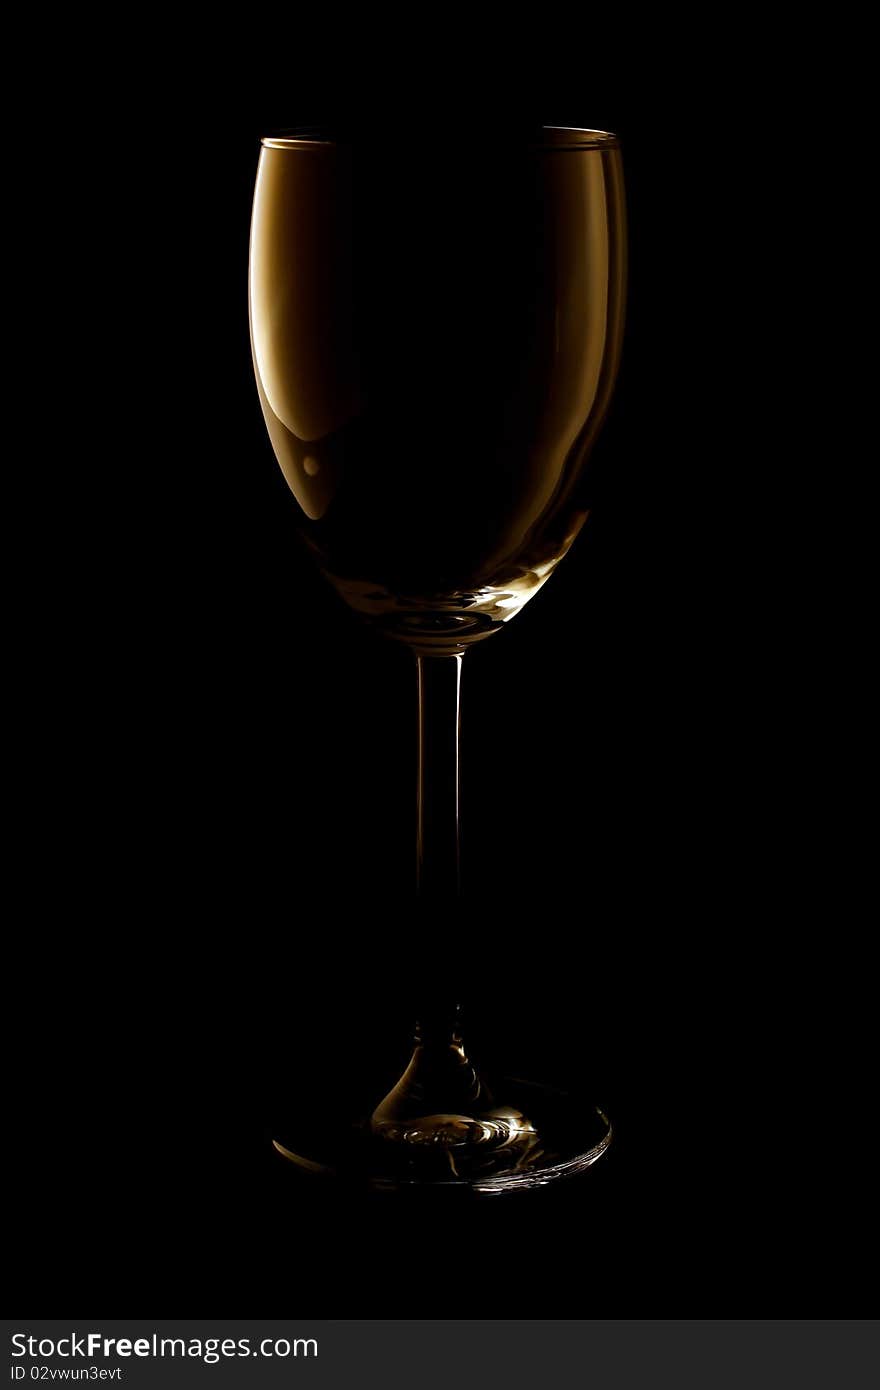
[416,652,463,899]
[370,652,475,1137]
[415,652,463,1046]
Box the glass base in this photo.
[273,1077,611,1194]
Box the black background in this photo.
[8,44,867,1316]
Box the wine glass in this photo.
[250,121,626,1190]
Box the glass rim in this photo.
[260,124,619,151]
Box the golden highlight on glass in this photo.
[250,126,625,649]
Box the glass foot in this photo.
[273,1077,611,1194]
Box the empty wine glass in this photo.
[250,121,626,1189]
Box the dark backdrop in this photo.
[8,55,863,1316]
